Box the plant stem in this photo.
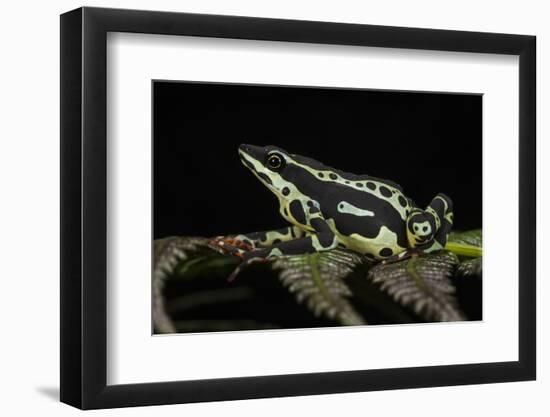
[445,242,482,257]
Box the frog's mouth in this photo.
[239,151,256,171]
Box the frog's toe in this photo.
[209,236,254,256]
[381,250,415,265]
[227,256,270,282]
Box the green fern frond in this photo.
[271,248,367,326]
[368,251,465,322]
[456,257,483,277]
[448,229,482,247]
[446,229,483,258]
[153,237,228,333]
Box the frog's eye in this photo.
[266,153,284,171]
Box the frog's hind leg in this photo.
[383,194,453,265]
[406,193,454,255]
[426,193,454,249]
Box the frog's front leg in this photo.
[227,216,338,281]
[243,220,337,261]
[210,225,304,257]
[235,225,305,249]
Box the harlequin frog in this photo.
[214,144,453,279]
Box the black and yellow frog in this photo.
[214,144,453,280]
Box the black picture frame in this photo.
[60,6,536,410]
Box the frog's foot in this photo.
[381,249,419,265]
[208,236,255,257]
[227,256,270,282]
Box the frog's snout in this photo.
[239,144,264,159]
[239,144,266,169]
[239,143,252,154]
[238,144,260,173]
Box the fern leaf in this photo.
[456,257,483,277]
[271,248,367,326]
[448,229,482,247]
[448,230,483,276]
[368,251,465,322]
[153,237,213,333]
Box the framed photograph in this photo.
[60,6,536,409]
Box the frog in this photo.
[212,144,453,281]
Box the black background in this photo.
[154,81,481,239]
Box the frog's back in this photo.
[292,154,404,192]
[280,157,408,256]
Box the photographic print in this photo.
[61,8,535,407]
[153,81,482,334]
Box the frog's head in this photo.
[238,144,299,201]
